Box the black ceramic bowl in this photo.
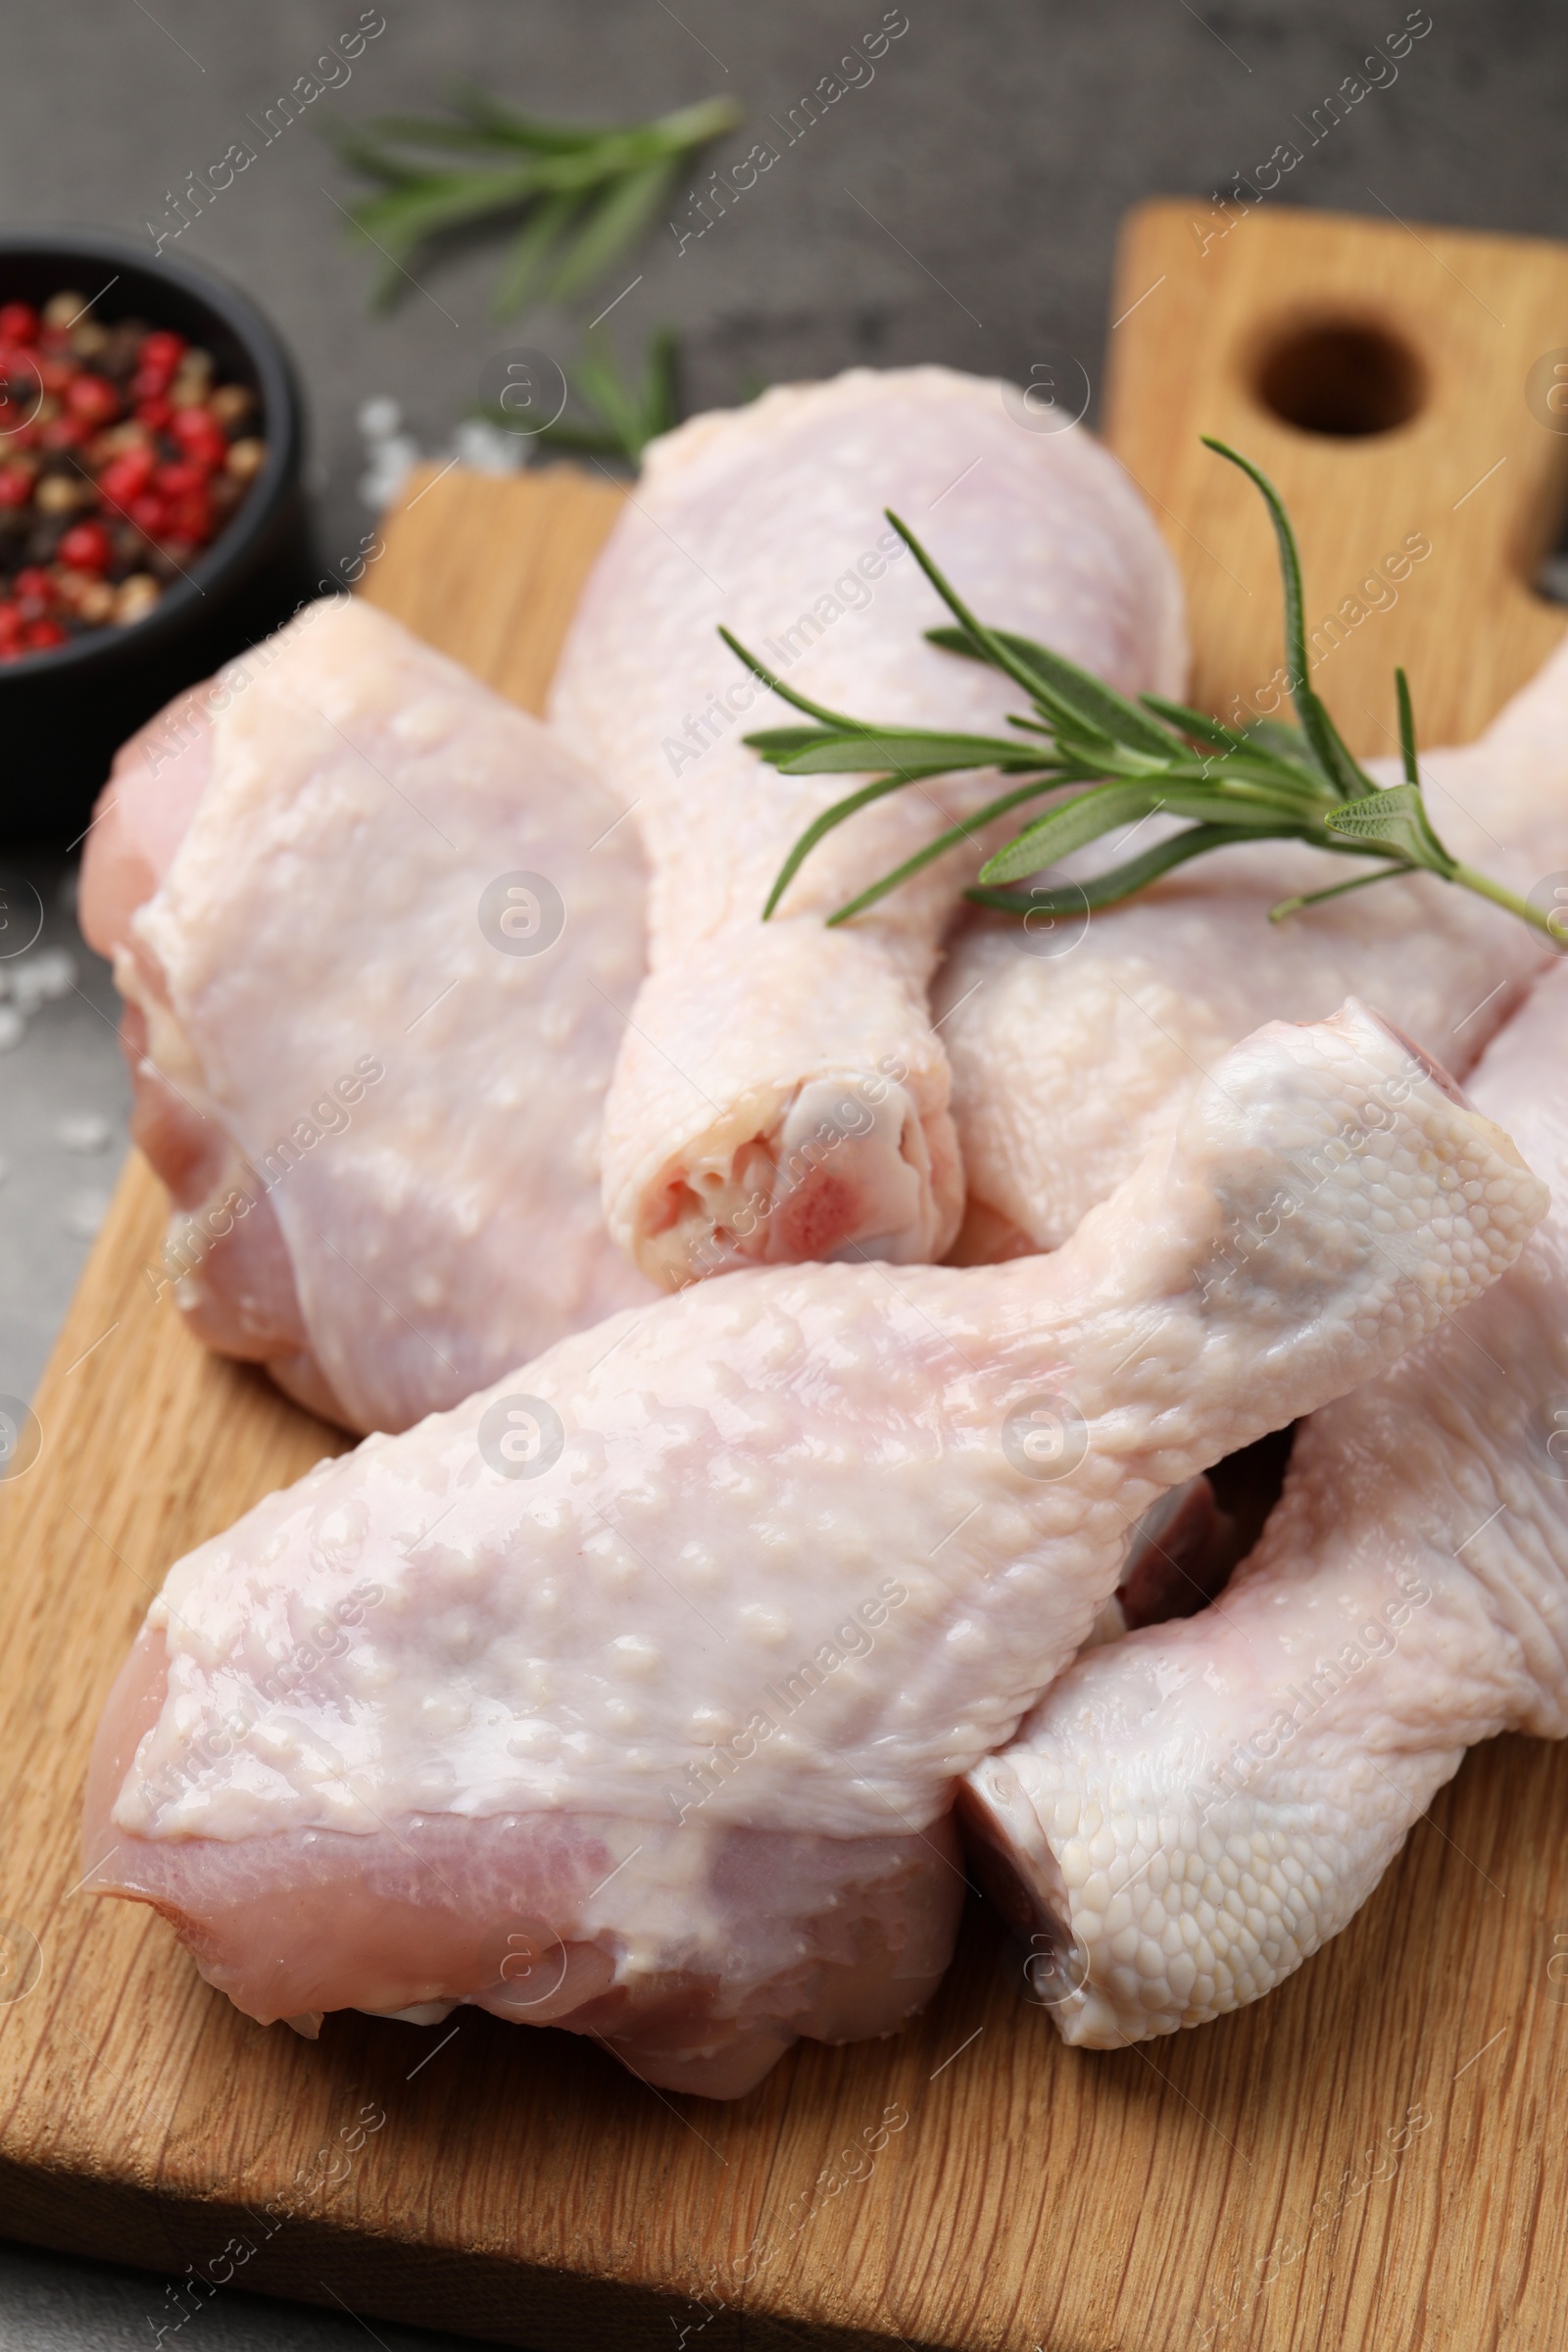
[0,228,318,842]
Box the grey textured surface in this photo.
[0,2237,471,2351]
[0,857,129,1409]
[0,0,1564,2340]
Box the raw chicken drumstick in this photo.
[84,1002,1544,2097]
[964,961,1568,2048]
[549,365,1186,1292]
[79,596,654,1437]
[937,630,1568,1257]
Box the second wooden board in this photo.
[1105,197,1568,751]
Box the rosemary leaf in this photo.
[444,87,615,151]
[952,613,1178,762]
[888,519,1107,723]
[1269,864,1409,923]
[1242,714,1329,773]
[825,779,1072,927]
[349,115,560,157]
[901,540,1171,757]
[924,621,1171,758]
[1324,784,1457,874]
[732,434,1556,948]
[770,731,1049,778]
[534,327,681,463]
[1396,666,1421,788]
[491,190,579,318]
[718,633,875,733]
[320,121,429,186]
[924,621,1004,664]
[1201,438,1376,804]
[745,725,860,760]
[567,341,645,451]
[349,164,547,256]
[1137,694,1257,757]
[970,823,1278,913]
[329,92,740,315]
[977,783,1169,885]
[762,777,921,919]
[545,156,677,304]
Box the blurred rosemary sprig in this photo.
[724,439,1555,941]
[473,325,679,465]
[327,87,741,316]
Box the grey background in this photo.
[0,0,1562,2342]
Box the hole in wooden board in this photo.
[1537,531,1568,608]
[1533,484,1568,608]
[1255,319,1426,438]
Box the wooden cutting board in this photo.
[4,200,1568,2352]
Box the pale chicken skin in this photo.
[85,1004,1544,2097]
[549,366,1186,1292]
[965,963,1568,2048]
[936,632,1568,1254]
[79,597,655,1436]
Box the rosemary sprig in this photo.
[728,439,1555,941]
[539,326,680,463]
[326,89,741,316]
[472,326,680,464]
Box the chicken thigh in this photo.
[85,1002,1544,2096]
[79,596,655,1436]
[549,366,1186,1292]
[964,961,1568,2048]
[936,631,1568,1255]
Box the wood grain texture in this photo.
[357,462,624,710]
[1105,197,1568,753]
[4,208,1568,2352]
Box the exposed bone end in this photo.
[962,1740,1267,2049]
[960,1735,1272,2049]
[634,1069,960,1290]
[960,1454,1518,2052]
[956,1764,1109,2042]
[600,908,965,1287]
[959,1565,1483,2052]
